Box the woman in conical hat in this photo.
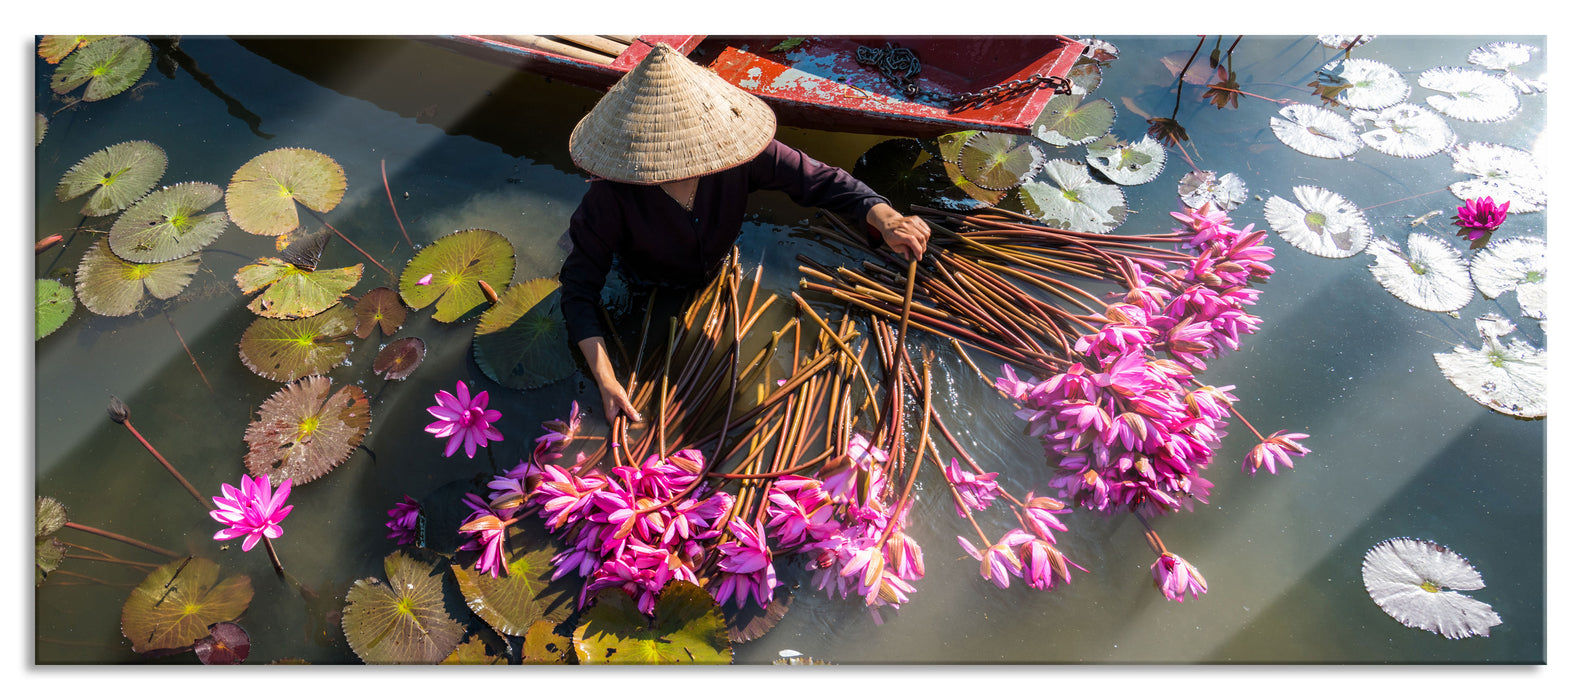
[561,43,930,425]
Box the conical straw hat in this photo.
[569,43,777,184]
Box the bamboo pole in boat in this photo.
[550,35,629,57]
[601,34,639,44]
[493,35,616,65]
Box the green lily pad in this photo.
[235,258,363,319]
[36,279,75,340]
[225,148,348,237]
[520,619,572,664]
[1086,134,1167,186]
[342,550,467,664]
[237,304,357,382]
[36,113,47,146]
[451,520,579,638]
[956,132,1046,191]
[37,35,110,64]
[36,496,70,586]
[937,131,1006,207]
[56,140,167,217]
[353,287,407,339]
[243,375,371,487]
[121,557,254,654]
[50,36,150,102]
[1018,159,1128,233]
[374,337,426,381]
[442,634,509,665]
[108,182,230,263]
[472,278,575,390]
[36,536,68,587]
[76,238,199,317]
[399,229,516,323]
[573,580,732,664]
[1031,93,1116,147]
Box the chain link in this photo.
[855,43,1072,107]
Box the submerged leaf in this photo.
[956,132,1046,191]
[237,304,356,382]
[235,258,363,319]
[1333,58,1410,110]
[1470,237,1545,322]
[108,182,230,263]
[1086,134,1166,186]
[50,36,150,102]
[1263,186,1371,258]
[36,279,75,340]
[121,558,254,654]
[1366,233,1474,313]
[472,278,575,390]
[1448,142,1546,214]
[1419,67,1519,123]
[225,148,348,237]
[56,140,168,217]
[1352,103,1456,158]
[399,229,516,323]
[76,239,200,317]
[243,375,371,486]
[343,551,467,664]
[573,580,732,664]
[373,337,426,381]
[1019,159,1127,233]
[1270,104,1362,159]
[1362,537,1502,639]
[1433,314,1545,418]
[1031,94,1115,148]
[353,287,407,339]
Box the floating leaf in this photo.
[1269,104,1363,159]
[1362,537,1503,639]
[243,375,371,486]
[36,113,47,145]
[1031,94,1115,147]
[108,182,229,263]
[724,583,791,643]
[442,634,510,665]
[76,239,199,317]
[50,36,150,102]
[237,304,356,382]
[451,522,579,638]
[1433,314,1545,418]
[1448,142,1546,214]
[35,497,70,586]
[235,258,363,319]
[1470,237,1545,321]
[520,619,573,664]
[1019,159,1127,233]
[373,337,426,381]
[36,535,68,587]
[1263,186,1372,258]
[1332,58,1410,110]
[956,132,1046,191]
[1316,35,1374,50]
[1086,134,1166,186]
[56,140,167,217]
[1419,67,1519,123]
[1366,233,1474,313]
[1177,170,1247,212]
[352,287,407,339]
[399,229,516,323]
[37,35,110,64]
[194,622,251,665]
[1468,42,1545,94]
[573,580,732,664]
[36,278,75,340]
[472,278,575,390]
[225,148,348,237]
[122,558,254,654]
[937,131,1005,207]
[343,551,467,664]
[1351,103,1455,158]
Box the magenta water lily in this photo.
[209,473,293,552]
[1454,196,1510,244]
[426,379,503,458]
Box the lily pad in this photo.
[1019,159,1127,233]
[937,132,1006,207]
[1263,186,1372,258]
[1366,233,1474,313]
[121,557,254,654]
[573,580,732,664]
[441,634,509,665]
[1434,313,1545,418]
[343,550,467,664]
[36,496,69,586]
[472,278,575,390]
[374,337,426,381]
[1031,94,1115,148]
[450,521,579,638]
[1086,134,1166,186]
[520,619,573,664]
[56,140,167,217]
[956,132,1046,192]
[243,375,371,487]
[1470,237,1545,321]
[237,304,357,382]
[37,35,110,64]
[1468,42,1545,95]
[1362,537,1502,639]
[193,622,251,665]
[1177,170,1248,212]
[1448,142,1546,214]
[225,148,348,237]
[1270,104,1363,159]
[353,287,407,339]
[236,258,363,320]
[36,279,75,340]
[1352,104,1456,159]
[1419,67,1519,123]
[1316,35,1374,50]
[107,182,230,263]
[849,138,955,212]
[399,229,516,323]
[50,36,150,102]
[76,239,200,317]
[1332,58,1410,110]
[36,113,47,146]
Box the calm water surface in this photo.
[32,35,1546,664]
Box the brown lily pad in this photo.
[353,287,406,339]
[342,550,466,664]
[121,557,254,654]
[243,375,371,487]
[373,337,426,381]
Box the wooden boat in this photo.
[423,35,1087,137]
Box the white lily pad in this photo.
[1263,186,1371,258]
[1362,538,1502,639]
[1419,67,1519,123]
[1448,142,1546,214]
[956,132,1046,192]
[1433,313,1545,418]
[1316,35,1374,49]
[1470,236,1545,322]
[1270,103,1362,159]
[1352,103,1455,159]
[1178,171,1248,212]
[1467,42,1545,94]
[1366,233,1473,313]
[1018,159,1127,234]
[1031,94,1115,148]
[1333,58,1410,110]
[1085,135,1166,186]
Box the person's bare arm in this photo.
[866,202,930,260]
[577,336,641,425]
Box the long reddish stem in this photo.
[62,522,180,559]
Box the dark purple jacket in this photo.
[560,139,888,343]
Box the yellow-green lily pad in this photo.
[472,277,574,390]
[37,35,110,64]
[75,238,199,317]
[121,557,254,654]
[573,580,732,664]
[342,550,466,664]
[450,520,578,638]
[36,278,75,340]
[237,304,356,382]
[56,140,167,217]
[108,182,230,263]
[225,148,347,237]
[441,634,510,665]
[50,35,150,102]
[235,258,363,319]
[243,375,371,487]
[400,229,516,323]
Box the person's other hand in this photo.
[597,378,642,426]
[868,203,930,260]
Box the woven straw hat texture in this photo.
[569,43,777,183]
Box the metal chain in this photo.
[855,43,1072,107]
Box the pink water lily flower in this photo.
[1453,196,1510,244]
[416,273,434,286]
[1151,552,1208,602]
[426,380,504,458]
[1242,430,1311,476]
[210,474,294,552]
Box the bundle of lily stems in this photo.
[462,200,1310,634]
